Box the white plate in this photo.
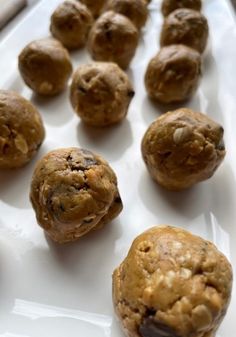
[0,0,235,336]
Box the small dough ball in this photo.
[141,108,226,190]
[145,45,201,104]
[30,147,123,243]
[162,0,202,17]
[104,0,148,30]
[18,38,73,96]
[70,62,134,126]
[50,0,93,50]
[79,0,107,18]
[0,90,45,169]
[87,11,139,69]
[113,226,233,337]
[160,9,209,53]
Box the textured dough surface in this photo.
[161,0,202,17]
[79,0,107,18]
[113,226,233,337]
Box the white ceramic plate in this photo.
[0,0,235,336]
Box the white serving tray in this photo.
[0,0,235,336]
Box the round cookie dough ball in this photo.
[145,45,201,104]
[162,0,202,17]
[30,147,123,243]
[141,108,226,190]
[79,0,107,18]
[113,226,233,337]
[160,9,209,54]
[50,0,93,50]
[0,90,45,169]
[18,38,73,96]
[70,62,134,126]
[104,0,148,30]
[87,11,139,69]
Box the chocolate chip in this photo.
[78,86,87,94]
[216,138,225,151]
[140,318,180,337]
[128,90,135,98]
[115,196,122,203]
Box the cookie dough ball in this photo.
[18,38,73,96]
[162,0,202,17]
[141,108,226,190]
[87,11,139,69]
[145,45,201,104]
[104,0,148,30]
[0,90,45,169]
[30,147,123,243]
[160,9,209,53]
[70,62,134,126]
[50,0,93,50]
[113,226,233,337]
[79,0,107,18]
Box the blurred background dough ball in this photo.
[79,0,107,18]
[30,147,123,243]
[145,45,201,104]
[160,8,209,53]
[0,90,45,169]
[113,225,233,337]
[162,0,202,17]
[87,11,139,69]
[50,0,93,50]
[70,62,134,126]
[141,108,226,190]
[18,38,73,96]
[104,0,148,30]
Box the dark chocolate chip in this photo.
[128,90,135,98]
[115,196,122,203]
[78,86,87,94]
[216,139,225,151]
[140,318,180,337]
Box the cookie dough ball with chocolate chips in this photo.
[113,226,233,337]
[145,45,201,104]
[30,147,123,243]
[161,0,202,17]
[87,11,139,69]
[142,108,226,190]
[104,0,148,30]
[160,8,209,53]
[0,90,45,169]
[18,38,73,96]
[70,62,134,126]
[50,0,93,50]
[79,0,107,18]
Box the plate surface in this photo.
[0,0,235,336]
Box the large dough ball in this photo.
[0,90,45,169]
[87,11,139,69]
[18,38,73,96]
[79,0,107,18]
[113,226,233,337]
[104,0,148,30]
[70,62,134,126]
[30,147,123,243]
[160,8,209,53]
[141,108,226,190]
[161,0,202,17]
[50,0,93,50]
[145,45,201,104]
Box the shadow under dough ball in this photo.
[161,0,202,17]
[0,90,45,169]
[18,38,73,96]
[104,0,148,30]
[30,147,123,243]
[50,0,93,50]
[70,62,135,127]
[145,45,201,104]
[87,11,139,70]
[79,0,107,18]
[113,226,233,337]
[141,108,226,190]
[160,8,209,54]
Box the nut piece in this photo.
[161,0,202,17]
[141,108,226,190]
[79,0,107,18]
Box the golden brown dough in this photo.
[87,11,139,69]
[161,0,202,17]
[0,90,45,169]
[141,108,226,190]
[145,45,201,104]
[30,147,123,243]
[70,62,134,126]
[113,226,233,337]
[50,0,93,50]
[160,8,209,54]
[79,0,107,18]
[18,38,73,96]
